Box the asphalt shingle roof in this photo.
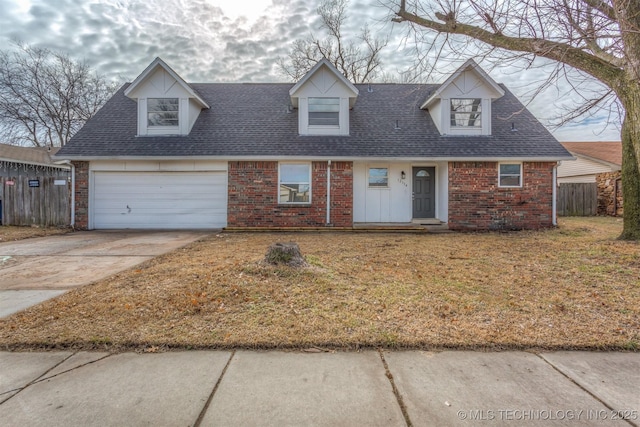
[0,144,66,167]
[561,141,621,166]
[57,83,572,160]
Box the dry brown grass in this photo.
[0,225,71,242]
[1,217,638,352]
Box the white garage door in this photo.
[93,171,227,229]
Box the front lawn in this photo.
[1,217,638,351]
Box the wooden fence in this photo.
[0,176,70,226]
[557,183,598,216]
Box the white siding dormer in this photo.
[421,59,504,137]
[125,58,209,137]
[439,74,492,136]
[289,59,359,136]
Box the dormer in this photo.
[421,59,504,136]
[289,59,359,136]
[124,58,209,136]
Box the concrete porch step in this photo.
[224,222,451,233]
[352,222,451,233]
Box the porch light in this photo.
[401,171,406,180]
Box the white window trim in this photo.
[147,98,180,128]
[278,162,312,205]
[298,97,350,136]
[498,162,523,188]
[367,165,390,189]
[308,97,340,127]
[450,98,482,128]
[441,98,491,136]
[138,97,188,136]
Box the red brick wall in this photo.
[72,161,89,229]
[448,161,555,230]
[228,161,353,227]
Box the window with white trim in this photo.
[368,167,388,187]
[309,97,339,126]
[279,163,311,204]
[450,98,481,128]
[148,98,179,127]
[499,163,522,187]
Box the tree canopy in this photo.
[0,42,119,147]
[278,0,388,83]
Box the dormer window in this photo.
[309,97,339,127]
[421,59,504,136]
[288,59,359,136]
[451,98,481,128]
[124,58,210,136]
[148,98,179,127]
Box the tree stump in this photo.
[264,242,308,267]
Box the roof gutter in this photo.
[568,152,621,171]
[54,155,577,163]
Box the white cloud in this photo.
[0,0,623,140]
[208,0,272,22]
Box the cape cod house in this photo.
[55,58,572,231]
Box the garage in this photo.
[92,169,227,229]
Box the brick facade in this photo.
[228,161,353,228]
[596,171,623,216]
[448,161,555,231]
[72,161,89,229]
[71,159,557,231]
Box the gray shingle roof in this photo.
[57,83,572,160]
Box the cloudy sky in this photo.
[0,0,620,141]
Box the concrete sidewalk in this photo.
[0,350,638,426]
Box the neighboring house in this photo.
[558,142,622,183]
[0,144,71,226]
[55,58,572,231]
[558,141,623,216]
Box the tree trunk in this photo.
[619,100,640,240]
[615,0,640,239]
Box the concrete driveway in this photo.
[0,230,211,317]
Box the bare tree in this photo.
[391,0,640,240]
[277,0,388,83]
[0,42,119,147]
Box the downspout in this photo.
[326,160,331,225]
[552,162,558,226]
[56,160,75,227]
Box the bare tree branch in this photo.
[277,0,388,82]
[393,3,624,85]
[0,41,119,147]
